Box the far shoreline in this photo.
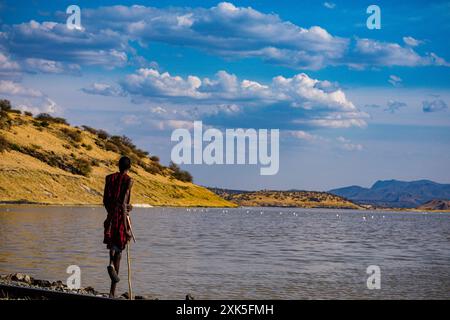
[1,202,449,213]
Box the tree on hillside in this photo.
[169,161,193,183]
[0,99,12,112]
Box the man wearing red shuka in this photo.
[103,156,134,298]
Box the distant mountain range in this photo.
[329,180,450,208]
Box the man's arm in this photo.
[103,176,109,208]
[122,179,134,237]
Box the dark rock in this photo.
[11,273,32,284]
[52,280,65,287]
[51,280,67,292]
[84,286,98,295]
[185,294,195,300]
[32,279,52,287]
[135,294,156,300]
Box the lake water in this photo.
[0,206,449,299]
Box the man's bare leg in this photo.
[109,249,122,298]
[109,249,115,268]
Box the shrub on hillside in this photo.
[142,162,164,175]
[135,148,149,158]
[169,161,193,182]
[0,100,12,129]
[109,135,152,159]
[105,141,120,153]
[33,120,49,128]
[82,125,98,135]
[110,136,132,154]
[30,144,41,150]
[94,140,105,149]
[35,113,68,125]
[82,143,93,151]
[72,158,92,176]
[96,130,110,140]
[128,154,140,167]
[24,111,33,117]
[61,128,82,143]
[149,155,160,162]
[8,142,93,177]
[0,112,11,129]
[0,135,9,152]
[116,135,135,149]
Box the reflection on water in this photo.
[0,206,449,299]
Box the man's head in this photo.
[119,156,131,172]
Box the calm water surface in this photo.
[0,206,449,299]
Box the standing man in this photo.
[103,156,134,298]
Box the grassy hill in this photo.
[0,100,234,207]
[417,199,450,211]
[209,188,364,209]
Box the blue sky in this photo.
[1,0,449,190]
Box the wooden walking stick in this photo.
[126,242,133,300]
[126,215,136,300]
[127,215,136,243]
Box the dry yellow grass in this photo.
[0,113,234,207]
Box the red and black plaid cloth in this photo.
[103,172,131,250]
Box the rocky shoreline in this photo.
[0,273,154,300]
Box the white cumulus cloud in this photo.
[403,36,423,47]
[422,99,448,113]
[82,82,126,97]
[0,80,60,114]
[336,136,363,151]
[119,68,368,130]
[1,3,448,72]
